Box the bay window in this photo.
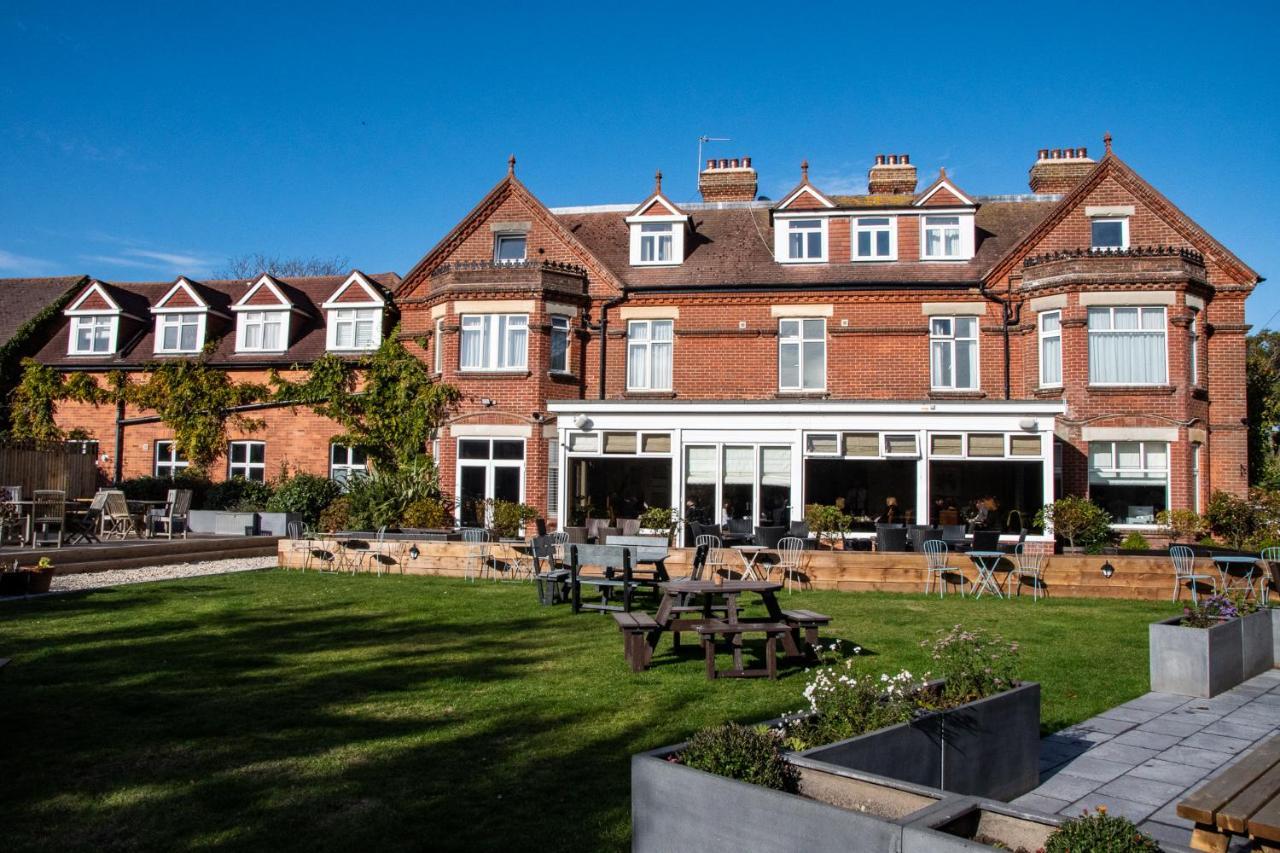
[1089,440,1168,524]
[459,313,528,371]
[923,216,962,259]
[930,316,979,390]
[1088,306,1166,385]
[237,310,286,352]
[228,440,266,482]
[854,217,895,260]
[70,315,116,355]
[156,312,203,353]
[1039,310,1062,387]
[778,318,825,391]
[328,308,380,351]
[626,319,673,390]
[550,315,570,373]
[782,218,826,262]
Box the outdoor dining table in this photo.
[653,579,803,659]
[731,544,775,581]
[1211,554,1262,597]
[966,550,1007,599]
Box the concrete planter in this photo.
[1273,608,1280,665]
[1149,610,1275,698]
[796,682,1041,801]
[632,746,949,853]
[254,512,300,537]
[187,510,257,536]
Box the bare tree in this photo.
[213,253,351,280]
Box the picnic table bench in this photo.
[612,611,660,672]
[781,608,832,648]
[694,619,791,679]
[1178,733,1280,852]
[569,544,659,614]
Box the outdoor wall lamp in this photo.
[1019,417,1038,431]
[409,545,420,560]
[479,398,495,407]
[531,411,544,423]
[573,413,591,430]
[1100,561,1115,579]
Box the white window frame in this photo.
[455,438,526,524]
[921,214,971,260]
[494,232,527,264]
[1189,310,1200,387]
[549,315,570,374]
[627,216,686,266]
[626,318,673,391]
[638,223,674,264]
[1039,310,1062,388]
[235,310,289,353]
[459,313,529,372]
[1088,440,1170,525]
[155,312,205,354]
[326,307,382,352]
[1191,443,1202,514]
[777,318,826,391]
[330,444,368,485]
[433,318,444,374]
[227,440,266,482]
[778,217,827,263]
[1090,217,1130,251]
[154,440,189,478]
[1087,306,1168,386]
[69,315,118,355]
[929,315,980,390]
[852,216,897,261]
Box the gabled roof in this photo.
[321,271,387,308]
[153,277,220,314]
[233,274,296,312]
[398,157,624,298]
[913,169,975,207]
[626,170,688,221]
[987,146,1261,285]
[66,280,125,315]
[773,162,836,212]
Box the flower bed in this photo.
[1149,596,1276,698]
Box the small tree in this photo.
[805,503,851,549]
[1205,490,1256,549]
[214,253,350,280]
[1156,508,1206,543]
[1035,496,1111,551]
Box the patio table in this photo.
[654,579,803,660]
[732,544,774,581]
[1211,554,1261,598]
[967,550,1007,599]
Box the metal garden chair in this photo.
[775,536,808,593]
[923,539,964,597]
[461,527,491,582]
[1258,547,1279,605]
[1006,543,1048,601]
[1171,544,1216,604]
[695,533,733,581]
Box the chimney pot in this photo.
[698,153,758,202]
[706,159,714,169]
[901,154,910,164]
[718,158,728,169]
[875,154,885,165]
[729,157,739,168]
[1077,147,1088,158]
[743,156,751,168]
[867,151,917,195]
[1038,149,1048,160]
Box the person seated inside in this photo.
[877,496,903,525]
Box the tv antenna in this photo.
[697,135,731,183]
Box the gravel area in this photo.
[48,557,278,593]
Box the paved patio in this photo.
[1013,669,1280,850]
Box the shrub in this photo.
[118,473,213,508]
[402,497,450,529]
[784,645,919,750]
[1156,508,1206,543]
[678,724,798,793]
[804,503,851,548]
[639,506,680,540]
[204,477,274,512]
[1045,806,1159,853]
[318,496,351,534]
[1034,496,1111,551]
[1206,490,1256,549]
[923,625,1019,705]
[266,473,342,527]
[1118,531,1150,551]
[489,499,538,538]
[345,456,441,530]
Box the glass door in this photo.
[456,438,525,526]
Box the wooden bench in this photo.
[1178,733,1280,852]
[611,611,660,672]
[781,608,832,651]
[694,620,791,680]
[569,544,657,613]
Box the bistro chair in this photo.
[0,486,23,545]
[285,521,316,570]
[101,490,144,539]
[1171,544,1216,604]
[461,527,492,581]
[923,540,964,598]
[32,490,66,548]
[787,520,810,544]
[1006,543,1048,601]
[695,533,733,581]
[153,489,192,539]
[1258,547,1279,605]
[775,536,808,593]
[66,490,109,544]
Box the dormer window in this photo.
[639,223,674,263]
[237,311,287,352]
[70,316,117,355]
[782,218,826,262]
[854,217,896,260]
[156,312,204,353]
[321,272,386,352]
[923,216,962,259]
[1091,217,1129,250]
[494,233,527,263]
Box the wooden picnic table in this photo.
[1178,733,1280,852]
[656,580,802,676]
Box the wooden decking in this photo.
[6,535,279,575]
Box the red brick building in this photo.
[36,138,1260,542]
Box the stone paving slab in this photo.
[1013,669,1280,849]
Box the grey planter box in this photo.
[1273,608,1280,665]
[187,510,257,536]
[254,512,300,537]
[796,682,1041,801]
[1150,610,1275,698]
[632,745,950,853]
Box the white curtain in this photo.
[1089,308,1167,384]
[760,447,791,487]
[505,316,527,368]
[1040,332,1061,384]
[723,446,754,485]
[460,317,484,368]
[931,340,951,387]
[685,447,717,485]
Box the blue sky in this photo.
[2,1,1278,324]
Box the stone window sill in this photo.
[1086,384,1176,396]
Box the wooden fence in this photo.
[0,442,101,500]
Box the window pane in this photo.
[802,319,824,338]
[955,340,975,388]
[496,235,527,262]
[627,343,647,388]
[1091,219,1124,248]
[856,231,871,256]
[1115,442,1142,469]
[629,321,649,342]
[1041,334,1061,384]
[1141,308,1164,330]
[1041,311,1060,333]
[931,317,951,336]
[640,236,655,262]
[652,320,672,341]
[779,341,799,388]
[179,321,197,350]
[807,230,822,257]
[788,232,803,258]
[955,316,976,338]
[651,341,672,388]
[459,440,490,460]
[931,340,951,386]
[493,440,524,460]
[657,234,672,261]
[802,340,824,388]
[1113,308,1139,330]
[779,319,798,338]
[875,230,889,256]
[1087,308,1110,330]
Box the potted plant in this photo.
[638,506,681,543]
[1035,496,1111,554]
[805,503,851,550]
[24,556,55,594]
[1150,593,1275,698]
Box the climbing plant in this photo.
[271,332,461,471]
[8,359,127,442]
[128,359,268,473]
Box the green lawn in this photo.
[0,571,1179,852]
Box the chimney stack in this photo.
[1029,146,1096,193]
[698,156,758,202]
[867,153,917,195]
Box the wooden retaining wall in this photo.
[277,539,1191,601]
